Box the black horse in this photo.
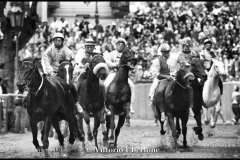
[188,58,207,140]
[75,54,109,150]
[18,58,85,158]
[164,65,195,150]
[105,49,137,148]
[153,58,207,138]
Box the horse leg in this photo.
[106,115,111,141]
[210,105,218,128]
[52,118,65,152]
[98,109,108,146]
[84,115,93,141]
[42,117,52,158]
[108,105,115,149]
[114,114,126,148]
[167,114,178,151]
[30,118,41,152]
[176,117,181,138]
[125,109,131,127]
[181,117,188,148]
[93,116,101,150]
[68,113,86,152]
[192,105,204,140]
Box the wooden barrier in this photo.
[132,82,239,121]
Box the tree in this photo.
[0,1,38,93]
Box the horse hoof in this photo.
[204,120,210,125]
[88,134,93,141]
[103,139,108,147]
[198,134,204,140]
[160,130,166,135]
[125,120,130,127]
[37,146,43,152]
[108,143,115,149]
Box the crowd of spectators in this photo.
[4,1,240,134]
[18,1,240,83]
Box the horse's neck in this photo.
[86,71,99,91]
[29,70,42,91]
[115,66,129,84]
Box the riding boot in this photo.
[130,103,135,114]
[161,112,166,122]
[75,101,83,113]
[104,105,111,115]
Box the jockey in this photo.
[103,37,135,114]
[74,38,111,115]
[41,32,84,114]
[170,37,197,116]
[149,43,174,121]
[199,38,216,70]
[199,38,223,95]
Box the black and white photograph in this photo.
[0,1,240,158]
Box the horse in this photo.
[75,54,109,150]
[105,49,137,148]
[52,59,76,139]
[152,58,207,139]
[164,64,195,150]
[202,59,227,128]
[180,57,208,141]
[17,58,85,158]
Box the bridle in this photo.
[20,61,44,96]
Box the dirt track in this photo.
[0,118,240,158]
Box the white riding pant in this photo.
[149,78,160,101]
[104,72,135,105]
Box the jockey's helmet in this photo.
[53,32,64,40]
[204,38,212,45]
[84,38,95,46]
[160,43,170,52]
[116,37,127,46]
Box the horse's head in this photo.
[89,54,109,80]
[209,59,227,77]
[58,60,74,85]
[177,63,195,87]
[18,58,39,87]
[190,58,207,85]
[120,49,137,70]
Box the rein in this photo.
[175,80,187,89]
[23,61,44,96]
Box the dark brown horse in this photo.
[164,65,195,150]
[18,58,85,158]
[75,54,109,150]
[152,58,207,140]
[189,58,207,140]
[105,49,137,148]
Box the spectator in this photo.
[231,85,240,125]
[13,83,28,133]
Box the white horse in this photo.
[202,59,227,127]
